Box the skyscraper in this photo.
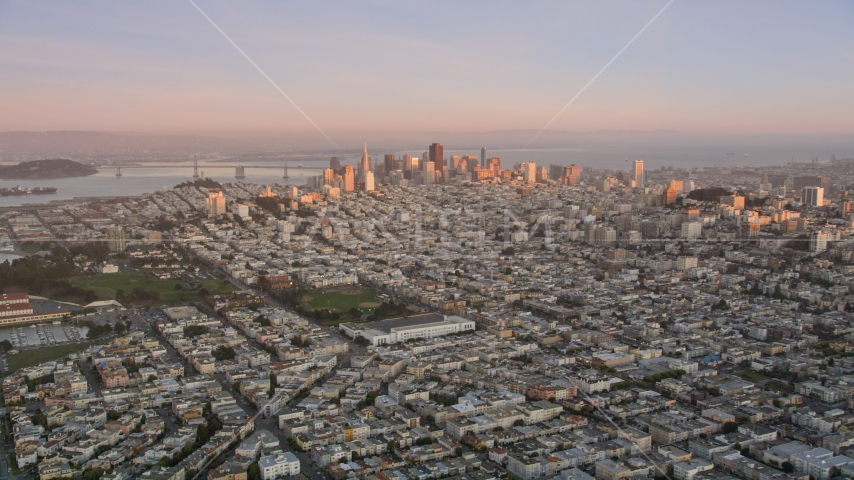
[323,168,335,185]
[343,165,355,192]
[330,157,341,170]
[205,189,226,217]
[429,143,444,173]
[403,151,413,179]
[364,171,375,192]
[522,162,537,183]
[803,186,824,206]
[107,226,126,252]
[564,164,581,184]
[359,142,371,181]
[424,161,435,186]
[384,154,395,174]
[481,147,486,168]
[633,159,644,187]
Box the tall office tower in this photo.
[364,171,375,192]
[538,166,549,183]
[384,154,395,174]
[803,186,825,206]
[429,143,444,172]
[424,161,435,186]
[330,157,341,170]
[481,147,486,168]
[633,159,644,187]
[794,175,831,191]
[205,189,226,217]
[403,151,413,179]
[323,168,335,185]
[343,165,355,191]
[549,164,564,181]
[489,157,501,172]
[564,164,581,184]
[107,226,127,252]
[359,142,371,181]
[761,172,769,185]
[522,162,537,183]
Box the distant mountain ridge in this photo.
[0,159,98,179]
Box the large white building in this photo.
[681,222,702,239]
[803,186,825,207]
[340,313,475,346]
[259,451,300,480]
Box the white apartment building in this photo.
[259,451,300,480]
[573,371,612,394]
[673,459,714,480]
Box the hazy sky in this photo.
[2,1,853,138]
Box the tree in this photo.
[196,424,209,444]
[0,339,12,351]
[212,345,236,361]
[184,325,210,337]
[107,410,121,421]
[114,321,126,335]
[722,422,739,434]
[198,288,210,297]
[32,410,47,427]
[514,419,525,427]
[248,462,261,480]
[82,468,105,480]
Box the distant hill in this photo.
[0,159,98,179]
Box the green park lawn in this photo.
[6,341,98,372]
[70,271,235,306]
[304,286,380,312]
[736,370,767,382]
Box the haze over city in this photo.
[5,4,854,480]
[2,0,854,141]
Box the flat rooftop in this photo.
[362,313,447,333]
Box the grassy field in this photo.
[7,341,98,372]
[736,370,767,382]
[70,271,235,306]
[304,286,380,312]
